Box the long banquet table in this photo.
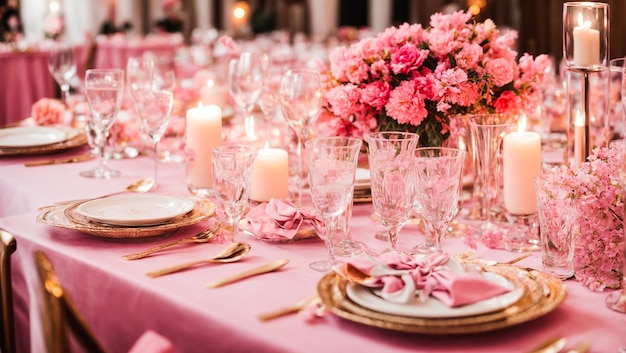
[0,148,625,353]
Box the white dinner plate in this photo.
[346,271,524,318]
[0,126,66,148]
[76,195,196,227]
[354,167,370,191]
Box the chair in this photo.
[33,251,177,353]
[1,229,16,353]
[33,250,106,353]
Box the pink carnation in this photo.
[326,84,361,117]
[31,98,67,126]
[485,58,515,87]
[361,81,390,109]
[385,80,427,126]
[390,44,427,75]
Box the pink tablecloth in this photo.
[94,42,181,70]
[0,51,56,126]
[0,153,625,353]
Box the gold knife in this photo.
[206,258,289,288]
[25,153,92,167]
[525,337,567,353]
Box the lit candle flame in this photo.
[517,114,527,132]
[575,111,584,127]
[577,13,591,29]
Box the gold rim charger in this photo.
[37,198,216,239]
[317,265,566,334]
[0,126,87,157]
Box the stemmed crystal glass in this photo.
[305,137,362,272]
[258,69,281,143]
[413,147,466,253]
[228,52,268,121]
[366,132,420,254]
[279,68,322,206]
[81,69,124,179]
[467,114,517,233]
[126,56,173,189]
[212,144,258,243]
[47,42,76,106]
[606,60,626,313]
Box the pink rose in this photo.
[485,58,515,87]
[390,44,426,75]
[361,81,390,110]
[31,98,67,126]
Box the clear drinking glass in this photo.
[258,70,281,143]
[81,69,124,179]
[305,137,362,272]
[366,131,420,254]
[126,56,156,100]
[467,114,517,234]
[212,144,258,243]
[279,68,322,206]
[412,147,466,253]
[47,42,76,105]
[228,52,268,120]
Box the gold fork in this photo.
[122,223,223,261]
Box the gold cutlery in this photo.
[38,177,156,210]
[122,223,223,261]
[525,337,567,353]
[257,292,318,321]
[566,339,591,353]
[206,258,289,288]
[146,242,251,278]
[25,153,92,167]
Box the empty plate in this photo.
[76,195,196,226]
[0,126,66,148]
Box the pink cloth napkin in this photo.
[127,330,177,353]
[337,252,511,308]
[245,199,323,241]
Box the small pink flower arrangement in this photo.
[43,13,65,40]
[318,10,551,146]
[541,146,624,292]
[31,98,67,125]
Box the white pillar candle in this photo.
[185,105,223,193]
[573,17,600,66]
[503,131,542,215]
[249,145,289,202]
[200,81,228,109]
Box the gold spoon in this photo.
[38,177,156,209]
[146,242,252,278]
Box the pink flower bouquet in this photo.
[31,98,68,126]
[319,10,551,146]
[541,146,624,291]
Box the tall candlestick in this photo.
[185,105,222,196]
[503,131,542,215]
[573,15,600,67]
[249,144,289,202]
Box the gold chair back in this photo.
[34,250,106,353]
[0,229,16,353]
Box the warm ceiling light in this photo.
[468,4,481,15]
[233,2,249,20]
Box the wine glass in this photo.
[258,69,281,143]
[413,147,466,253]
[279,68,322,206]
[81,69,124,179]
[228,52,268,120]
[133,89,173,189]
[126,56,156,100]
[305,137,362,272]
[47,42,76,105]
[212,144,258,243]
[366,131,420,254]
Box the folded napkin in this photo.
[337,252,511,308]
[245,199,324,241]
[128,330,177,353]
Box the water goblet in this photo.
[366,131,420,254]
[305,137,362,272]
[47,42,76,106]
[258,70,281,142]
[467,114,517,234]
[126,56,156,100]
[279,68,322,205]
[81,69,124,179]
[212,144,258,243]
[228,52,268,121]
[412,147,466,253]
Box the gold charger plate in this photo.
[37,198,216,240]
[317,265,566,334]
[0,127,87,157]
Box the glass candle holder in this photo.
[563,2,609,71]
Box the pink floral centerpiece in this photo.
[540,146,624,292]
[318,10,551,146]
[43,12,65,40]
[31,98,68,125]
